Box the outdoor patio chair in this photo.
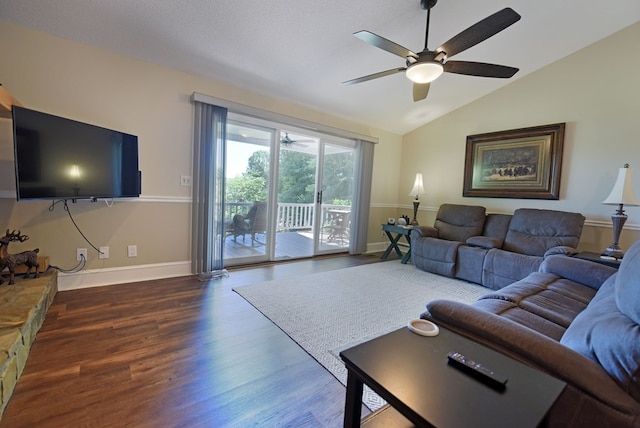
[326,210,350,245]
[246,202,268,245]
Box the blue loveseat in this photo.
[422,239,640,427]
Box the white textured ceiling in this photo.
[1,0,639,134]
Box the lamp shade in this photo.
[409,172,425,197]
[602,164,640,206]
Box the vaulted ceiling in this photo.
[2,1,639,134]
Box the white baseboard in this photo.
[57,261,192,291]
[366,241,389,254]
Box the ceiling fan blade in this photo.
[354,31,416,59]
[444,61,518,78]
[436,8,521,59]
[413,83,431,102]
[343,68,405,85]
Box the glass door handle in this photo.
[317,191,323,204]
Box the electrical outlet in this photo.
[180,175,192,187]
[99,246,109,259]
[127,245,137,257]
[77,248,88,261]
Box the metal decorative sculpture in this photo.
[0,229,40,285]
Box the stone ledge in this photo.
[0,270,57,420]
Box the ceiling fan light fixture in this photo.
[406,61,444,84]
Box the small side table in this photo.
[574,251,621,269]
[381,224,413,264]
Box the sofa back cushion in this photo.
[616,240,640,324]
[561,241,640,402]
[482,213,512,242]
[434,204,486,242]
[503,209,585,256]
[560,273,640,402]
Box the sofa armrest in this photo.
[413,225,438,238]
[466,235,503,249]
[422,299,638,414]
[544,245,579,257]
[539,255,617,290]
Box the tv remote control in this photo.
[447,351,508,389]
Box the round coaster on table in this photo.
[407,319,439,337]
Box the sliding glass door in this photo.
[317,141,356,253]
[223,120,274,265]
[274,131,318,259]
[223,116,357,265]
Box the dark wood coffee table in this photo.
[340,327,566,427]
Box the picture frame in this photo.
[463,123,565,199]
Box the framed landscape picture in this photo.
[463,123,565,199]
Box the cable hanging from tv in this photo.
[49,199,104,256]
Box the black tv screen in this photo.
[12,106,141,201]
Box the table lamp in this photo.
[602,163,639,259]
[409,172,425,225]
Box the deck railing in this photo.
[277,203,314,230]
[224,202,350,232]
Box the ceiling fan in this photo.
[280,132,311,147]
[343,0,521,102]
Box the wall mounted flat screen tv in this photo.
[12,106,141,201]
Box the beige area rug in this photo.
[233,260,488,411]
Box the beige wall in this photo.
[2,19,638,283]
[367,129,403,245]
[401,21,640,253]
[0,21,402,274]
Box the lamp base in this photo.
[602,245,624,259]
[602,211,627,259]
[411,200,420,225]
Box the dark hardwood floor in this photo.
[1,254,385,428]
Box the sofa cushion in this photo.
[615,240,640,324]
[479,271,596,334]
[433,204,486,242]
[503,209,585,256]
[473,297,567,340]
[561,274,640,402]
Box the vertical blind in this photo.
[350,139,375,255]
[192,101,228,280]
